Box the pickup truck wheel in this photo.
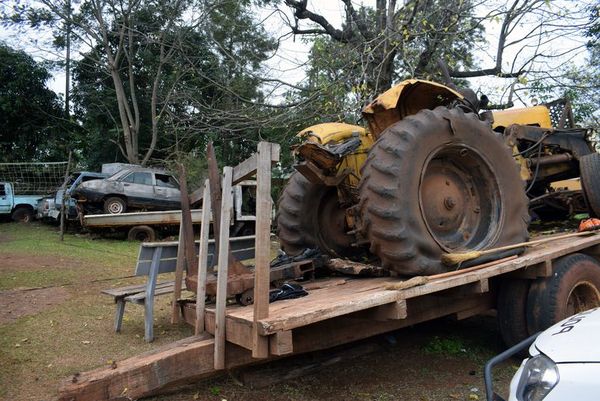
[527,253,600,333]
[104,197,127,214]
[580,153,600,217]
[497,279,532,347]
[127,225,156,242]
[12,207,33,223]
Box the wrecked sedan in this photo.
[71,167,181,214]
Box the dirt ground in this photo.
[0,223,517,401]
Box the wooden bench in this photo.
[102,235,256,342]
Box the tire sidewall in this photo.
[527,254,600,332]
[359,107,528,274]
[12,207,33,223]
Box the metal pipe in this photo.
[528,153,573,166]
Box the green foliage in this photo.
[422,336,467,355]
[0,44,70,162]
[71,0,279,170]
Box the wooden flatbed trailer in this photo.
[57,142,600,401]
[57,226,600,401]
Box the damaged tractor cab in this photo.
[277,78,599,277]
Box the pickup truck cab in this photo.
[71,167,181,214]
[37,171,108,221]
[0,182,42,222]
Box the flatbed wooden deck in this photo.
[180,233,600,356]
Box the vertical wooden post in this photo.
[252,142,276,358]
[144,247,163,342]
[171,220,186,323]
[171,163,192,324]
[214,167,233,370]
[59,151,72,242]
[195,179,211,335]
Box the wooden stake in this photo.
[195,179,211,335]
[252,142,278,359]
[171,163,194,324]
[171,219,186,324]
[207,143,249,275]
[214,166,233,370]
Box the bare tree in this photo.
[281,0,596,97]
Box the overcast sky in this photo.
[1,0,592,107]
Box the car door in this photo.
[0,183,12,214]
[153,173,181,209]
[120,171,154,208]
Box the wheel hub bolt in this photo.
[444,197,456,210]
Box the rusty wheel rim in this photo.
[566,281,600,316]
[419,144,502,251]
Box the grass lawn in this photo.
[0,222,193,401]
[0,222,517,401]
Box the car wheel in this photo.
[103,197,127,214]
[127,225,156,242]
[527,253,600,333]
[12,207,34,223]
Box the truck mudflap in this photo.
[483,332,541,401]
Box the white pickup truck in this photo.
[485,307,600,401]
[0,182,42,222]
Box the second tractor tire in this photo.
[357,107,530,275]
[276,172,354,257]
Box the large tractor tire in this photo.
[527,253,600,333]
[580,152,600,217]
[357,106,530,275]
[276,172,354,257]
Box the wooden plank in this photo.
[370,300,407,321]
[203,307,254,350]
[232,152,258,184]
[269,331,293,356]
[251,279,400,335]
[232,144,279,185]
[397,234,600,300]
[171,215,186,324]
[252,142,278,358]
[195,179,211,335]
[214,166,233,370]
[144,247,162,342]
[57,335,255,401]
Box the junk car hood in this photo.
[533,308,600,363]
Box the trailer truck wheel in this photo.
[527,253,600,333]
[276,172,354,257]
[127,225,156,242]
[104,196,127,214]
[580,153,600,217]
[357,106,530,275]
[497,279,532,347]
[12,206,34,223]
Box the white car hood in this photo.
[534,307,600,363]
